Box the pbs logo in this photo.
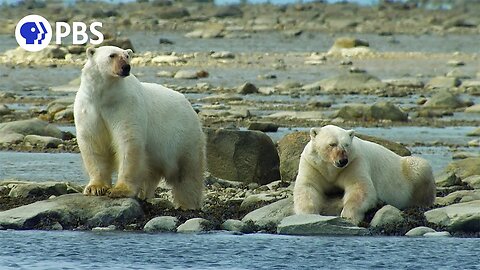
[15,14,52,52]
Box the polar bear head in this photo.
[84,46,133,78]
[310,125,355,168]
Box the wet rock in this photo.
[242,197,293,228]
[423,231,451,237]
[277,131,411,182]
[277,214,369,236]
[214,5,243,18]
[320,72,385,92]
[240,193,278,211]
[465,104,480,113]
[211,51,235,59]
[177,218,212,233]
[435,171,461,187]
[53,108,74,122]
[221,219,246,232]
[6,181,82,198]
[144,216,178,233]
[0,194,144,229]
[327,37,372,57]
[370,205,404,228]
[467,128,480,136]
[237,82,258,94]
[0,104,11,116]
[101,37,134,51]
[435,190,480,206]
[425,200,480,232]
[445,157,480,180]
[334,102,408,122]
[424,89,468,108]
[426,76,461,89]
[205,128,280,185]
[462,175,480,189]
[405,226,436,237]
[158,7,189,19]
[247,122,279,132]
[24,135,63,148]
[0,119,63,139]
[185,24,225,39]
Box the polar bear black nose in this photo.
[336,158,348,168]
[121,64,131,77]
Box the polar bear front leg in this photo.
[294,182,325,214]
[107,128,147,198]
[340,179,377,225]
[78,137,114,196]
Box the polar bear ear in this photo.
[86,47,95,59]
[347,129,355,139]
[310,127,320,139]
[126,49,133,58]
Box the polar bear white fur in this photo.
[293,125,435,225]
[74,46,205,209]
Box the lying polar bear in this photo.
[293,125,435,224]
[74,46,205,209]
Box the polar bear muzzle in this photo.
[111,53,131,77]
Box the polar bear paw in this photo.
[84,184,110,196]
[107,182,136,198]
[340,207,364,225]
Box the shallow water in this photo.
[0,230,478,270]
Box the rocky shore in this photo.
[0,0,479,237]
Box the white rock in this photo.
[405,226,436,237]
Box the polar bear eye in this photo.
[329,143,337,147]
[109,53,115,59]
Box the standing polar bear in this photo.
[294,125,435,225]
[74,46,205,209]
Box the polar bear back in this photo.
[352,137,413,208]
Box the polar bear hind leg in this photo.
[401,156,435,207]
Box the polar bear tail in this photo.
[401,156,436,207]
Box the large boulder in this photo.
[319,72,385,92]
[6,181,82,198]
[444,157,480,180]
[424,89,468,109]
[0,194,144,230]
[143,216,178,233]
[334,102,408,122]
[0,119,63,139]
[242,197,293,228]
[205,129,280,185]
[277,214,369,236]
[426,76,461,89]
[425,200,480,232]
[370,205,404,228]
[277,131,411,182]
[176,218,212,233]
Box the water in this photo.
[0,230,477,269]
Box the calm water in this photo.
[0,231,478,270]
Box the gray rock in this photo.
[185,24,224,39]
[177,218,212,233]
[0,119,63,139]
[221,219,245,232]
[435,190,480,206]
[370,205,404,228]
[205,128,280,185]
[320,72,385,92]
[237,82,258,94]
[247,122,279,132]
[425,200,480,232]
[423,231,452,237]
[424,89,467,108]
[426,76,461,89]
[46,97,75,113]
[0,194,144,229]
[334,102,408,122]
[383,78,424,88]
[240,193,278,211]
[277,214,369,236]
[144,216,178,233]
[0,104,11,116]
[405,226,436,237]
[242,197,293,228]
[0,132,24,144]
[214,5,243,18]
[435,171,461,187]
[7,181,82,198]
[211,51,235,59]
[466,127,480,137]
[465,104,480,113]
[24,135,63,148]
[53,108,74,121]
[462,175,480,189]
[445,157,480,180]
[174,70,199,79]
[275,80,303,92]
